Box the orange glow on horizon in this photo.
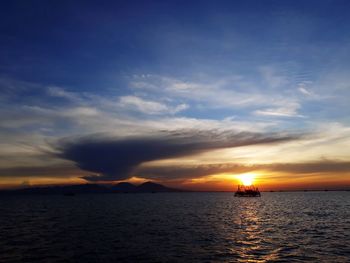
[1,171,350,191]
[237,173,256,186]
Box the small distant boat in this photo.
[234,184,261,197]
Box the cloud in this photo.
[0,77,41,101]
[47,86,82,102]
[259,66,288,89]
[253,101,303,118]
[136,160,350,181]
[0,165,85,178]
[298,86,312,96]
[1,76,349,186]
[117,95,188,115]
[265,161,350,174]
[56,130,300,181]
[137,163,251,180]
[129,74,297,110]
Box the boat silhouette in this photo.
[234,184,261,197]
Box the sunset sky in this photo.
[1,0,350,190]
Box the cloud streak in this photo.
[137,161,350,181]
[117,95,188,115]
[0,165,85,178]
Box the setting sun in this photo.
[237,173,256,186]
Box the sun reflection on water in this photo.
[232,198,281,262]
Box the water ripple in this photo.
[0,192,349,262]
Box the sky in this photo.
[1,0,350,190]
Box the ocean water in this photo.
[0,192,349,263]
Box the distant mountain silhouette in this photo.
[112,182,138,192]
[137,181,178,192]
[0,181,181,195]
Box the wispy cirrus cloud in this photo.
[117,95,188,115]
[253,101,304,118]
[128,71,308,119]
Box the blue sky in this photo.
[1,1,350,189]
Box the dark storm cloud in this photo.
[57,130,300,181]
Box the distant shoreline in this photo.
[0,181,350,195]
[0,188,349,196]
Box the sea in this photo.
[0,192,349,262]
